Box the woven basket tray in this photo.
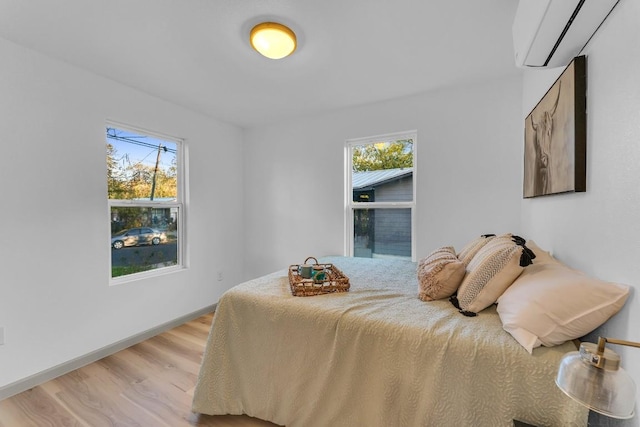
[288,257,350,297]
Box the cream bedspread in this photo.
[192,256,587,427]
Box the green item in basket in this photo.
[312,270,326,282]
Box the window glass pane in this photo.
[351,139,413,203]
[110,206,179,277]
[353,208,411,259]
[107,127,178,201]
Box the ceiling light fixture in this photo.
[250,22,297,59]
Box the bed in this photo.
[192,256,588,427]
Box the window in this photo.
[346,131,416,261]
[106,125,184,280]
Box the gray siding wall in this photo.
[373,177,412,257]
[353,175,413,258]
[375,176,412,202]
[373,208,411,257]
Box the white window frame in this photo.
[107,122,186,284]
[345,130,417,261]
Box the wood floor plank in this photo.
[79,362,170,416]
[52,369,160,426]
[0,398,36,427]
[171,322,211,341]
[39,382,93,427]
[0,387,81,427]
[109,335,199,394]
[185,315,213,333]
[93,353,198,425]
[147,332,205,365]
[82,362,188,427]
[0,314,280,427]
[164,327,209,347]
[126,341,199,393]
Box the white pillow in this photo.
[496,241,630,353]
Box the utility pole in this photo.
[150,143,167,200]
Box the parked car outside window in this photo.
[111,227,167,249]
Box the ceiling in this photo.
[0,0,521,128]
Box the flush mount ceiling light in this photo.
[250,22,297,59]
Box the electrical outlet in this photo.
[0,327,4,345]
[217,271,223,281]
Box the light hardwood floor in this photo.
[0,313,280,427]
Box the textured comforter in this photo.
[192,256,587,427]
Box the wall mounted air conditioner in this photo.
[513,0,619,68]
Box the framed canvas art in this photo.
[523,55,586,198]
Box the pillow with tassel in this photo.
[451,235,535,316]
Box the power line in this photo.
[106,127,177,154]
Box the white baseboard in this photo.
[0,304,216,401]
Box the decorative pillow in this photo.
[453,235,534,315]
[417,246,466,301]
[496,240,630,353]
[457,234,496,266]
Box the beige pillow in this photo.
[455,236,529,315]
[457,234,496,266]
[497,241,630,353]
[417,246,465,301]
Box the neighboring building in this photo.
[352,168,412,258]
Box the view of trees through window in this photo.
[352,139,413,172]
[349,136,415,260]
[107,126,182,279]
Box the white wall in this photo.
[520,1,640,425]
[0,37,244,388]
[243,74,523,279]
